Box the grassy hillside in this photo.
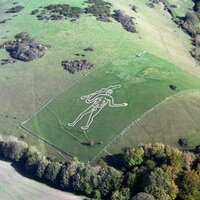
[107,89,200,155]
[0,0,200,162]
[23,53,200,161]
[166,0,194,17]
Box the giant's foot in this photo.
[68,123,76,127]
[81,126,89,130]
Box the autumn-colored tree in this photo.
[144,168,178,200]
[167,148,184,176]
[179,167,200,200]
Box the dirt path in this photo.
[0,160,83,200]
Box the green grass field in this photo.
[107,89,200,155]
[165,0,194,18]
[1,0,200,162]
[23,53,200,161]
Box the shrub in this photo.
[185,12,199,25]
[169,84,177,91]
[2,136,28,162]
[24,146,42,173]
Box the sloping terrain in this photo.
[0,0,200,163]
[0,160,82,200]
[107,89,200,155]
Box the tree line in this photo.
[171,0,200,61]
[0,135,200,199]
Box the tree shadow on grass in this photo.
[103,153,125,170]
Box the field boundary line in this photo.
[20,62,110,126]
[90,88,199,163]
[104,149,112,156]
[19,125,74,159]
[21,77,82,126]
[20,52,140,127]
[135,121,154,140]
[18,53,144,161]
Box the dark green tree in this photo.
[43,161,62,183]
[2,136,28,162]
[144,168,178,200]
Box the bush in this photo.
[2,136,28,162]
[185,12,199,25]
[195,35,200,46]
[113,10,137,33]
[43,161,62,183]
[169,84,177,91]
[24,146,42,173]
[178,138,187,147]
[5,5,24,13]
[182,21,197,36]
[84,0,112,17]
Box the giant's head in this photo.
[106,89,113,95]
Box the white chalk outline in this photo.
[68,85,128,130]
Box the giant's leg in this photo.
[81,107,103,130]
[68,106,93,127]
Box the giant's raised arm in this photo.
[107,96,128,107]
[81,87,111,103]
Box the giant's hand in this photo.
[122,103,128,106]
[111,84,121,90]
[81,96,87,100]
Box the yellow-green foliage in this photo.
[179,168,200,200]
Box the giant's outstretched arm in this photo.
[81,88,108,103]
[81,85,121,103]
[82,93,102,103]
[107,97,128,107]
